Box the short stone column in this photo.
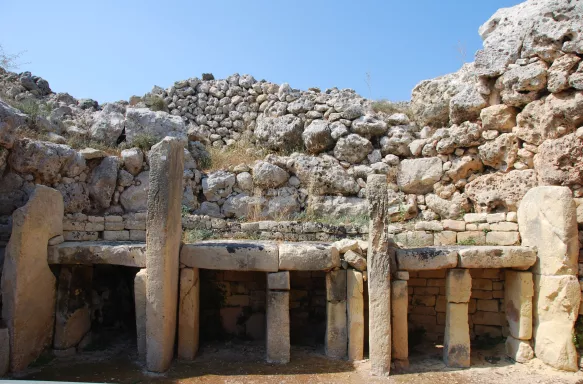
[392,271,409,368]
[1,185,63,372]
[366,174,393,376]
[518,186,581,371]
[326,269,347,359]
[145,137,184,372]
[504,270,534,362]
[347,269,364,361]
[134,269,147,360]
[266,271,290,364]
[178,267,200,360]
[444,269,471,368]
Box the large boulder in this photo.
[351,114,387,136]
[202,171,236,202]
[480,104,518,132]
[478,133,519,171]
[397,157,442,194]
[292,155,359,196]
[252,161,289,188]
[56,182,90,213]
[255,114,303,152]
[465,169,537,212]
[495,60,548,107]
[534,133,583,186]
[515,91,583,145]
[125,108,187,145]
[434,122,482,154]
[425,193,470,220]
[379,126,415,157]
[547,54,582,93]
[89,104,126,145]
[88,156,119,210]
[333,134,372,163]
[121,148,144,176]
[0,98,29,149]
[302,120,334,154]
[120,171,150,212]
[308,196,368,219]
[0,173,27,215]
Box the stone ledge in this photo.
[47,241,146,267]
[396,247,459,270]
[180,240,279,271]
[278,242,340,271]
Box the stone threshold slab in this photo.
[47,241,146,267]
[396,245,535,271]
[180,240,279,271]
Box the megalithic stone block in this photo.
[326,270,347,359]
[266,290,290,364]
[391,279,408,361]
[504,270,533,340]
[347,270,364,361]
[444,302,470,368]
[145,137,184,372]
[134,269,147,360]
[446,269,471,303]
[1,185,63,372]
[366,174,393,376]
[178,267,200,360]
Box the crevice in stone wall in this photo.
[289,271,326,348]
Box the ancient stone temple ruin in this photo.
[1,0,583,379]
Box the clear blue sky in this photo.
[1,0,524,104]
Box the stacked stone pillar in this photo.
[266,271,290,363]
[518,186,581,371]
[325,269,347,359]
[347,269,364,361]
[443,268,471,368]
[144,137,184,372]
[391,271,409,368]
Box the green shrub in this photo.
[457,238,477,246]
[131,133,159,152]
[574,317,583,349]
[183,229,215,243]
[371,99,414,121]
[146,95,166,112]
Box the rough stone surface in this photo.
[255,114,303,151]
[120,171,150,212]
[325,301,347,359]
[1,185,63,372]
[457,246,536,270]
[266,291,290,364]
[178,268,199,361]
[145,137,184,372]
[505,270,533,340]
[443,302,470,368]
[446,269,471,303]
[267,271,290,290]
[125,108,187,144]
[302,120,334,154]
[506,336,534,363]
[397,157,442,194]
[534,133,583,187]
[279,242,340,271]
[47,241,146,267]
[88,156,119,210]
[0,327,9,377]
[480,105,517,132]
[181,241,279,271]
[396,247,458,271]
[134,269,147,360]
[347,270,364,361]
[391,279,408,361]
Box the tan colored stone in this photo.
[458,246,536,270]
[178,268,199,361]
[505,270,533,340]
[47,241,147,268]
[1,185,63,372]
[332,239,360,254]
[518,186,579,276]
[134,269,147,360]
[326,300,347,359]
[392,280,408,361]
[442,220,466,231]
[326,269,346,303]
[446,269,471,303]
[479,133,519,171]
[480,104,518,132]
[347,270,364,361]
[266,291,290,364]
[457,231,485,245]
[434,231,457,246]
[279,242,340,271]
[181,240,279,271]
[444,302,470,368]
[145,137,184,372]
[343,250,367,271]
[267,271,290,290]
[505,336,534,363]
[396,247,458,271]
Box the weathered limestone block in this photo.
[54,266,92,350]
[181,241,279,272]
[145,137,184,372]
[446,269,471,303]
[178,268,199,361]
[533,274,580,371]
[391,279,408,361]
[457,246,536,270]
[326,269,347,359]
[397,157,443,194]
[134,269,147,360]
[396,247,458,271]
[1,185,63,372]
[0,328,9,377]
[506,336,534,363]
[486,231,520,246]
[444,302,470,368]
[326,269,347,302]
[266,291,290,364]
[267,271,290,290]
[505,270,533,340]
[347,270,364,361]
[279,242,340,271]
[47,241,147,268]
[394,231,434,248]
[366,175,393,376]
[518,186,579,276]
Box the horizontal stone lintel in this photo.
[396,246,535,271]
[180,240,279,271]
[47,241,147,267]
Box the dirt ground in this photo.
[6,338,583,384]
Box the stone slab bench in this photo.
[47,241,147,268]
[180,240,279,271]
[396,245,536,271]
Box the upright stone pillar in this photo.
[366,174,393,376]
[266,271,290,364]
[0,327,9,376]
[145,137,184,372]
[504,270,534,363]
[1,185,63,372]
[326,269,347,359]
[347,269,364,361]
[518,186,580,372]
[178,267,200,360]
[391,273,408,367]
[134,269,147,360]
[444,269,471,368]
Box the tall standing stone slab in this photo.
[518,186,581,372]
[391,279,408,362]
[134,269,147,360]
[366,174,393,376]
[178,267,200,360]
[266,290,290,364]
[145,137,184,372]
[325,269,347,359]
[443,302,470,368]
[1,185,63,372]
[0,327,9,377]
[504,270,533,340]
[347,270,364,361]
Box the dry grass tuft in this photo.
[202,140,266,172]
[371,99,414,121]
